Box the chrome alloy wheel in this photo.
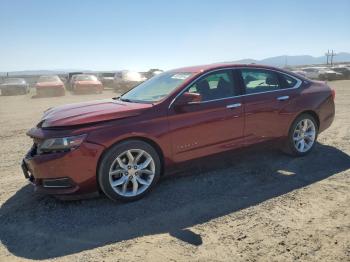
[109,149,155,197]
[293,119,316,153]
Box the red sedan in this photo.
[35,75,65,97]
[72,74,103,94]
[22,64,335,201]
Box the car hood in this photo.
[75,80,101,85]
[1,83,26,87]
[41,99,153,128]
[36,81,63,87]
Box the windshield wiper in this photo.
[112,96,131,102]
[119,97,132,102]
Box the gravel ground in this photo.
[0,82,349,262]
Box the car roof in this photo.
[170,63,308,82]
[171,63,284,73]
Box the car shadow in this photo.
[0,143,349,260]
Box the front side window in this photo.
[187,70,236,101]
[241,69,280,94]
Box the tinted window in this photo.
[187,70,236,101]
[241,69,280,94]
[279,73,298,89]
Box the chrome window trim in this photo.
[168,67,303,108]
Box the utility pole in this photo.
[325,50,330,65]
[330,50,336,66]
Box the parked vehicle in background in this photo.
[22,63,335,202]
[300,67,323,79]
[114,70,146,93]
[35,75,65,97]
[72,74,103,94]
[332,67,350,79]
[143,69,164,79]
[67,72,83,90]
[291,70,306,77]
[99,72,115,88]
[319,69,343,81]
[0,78,29,95]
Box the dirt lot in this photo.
[0,82,349,262]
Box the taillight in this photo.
[331,88,335,100]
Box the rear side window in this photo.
[278,73,298,89]
[241,69,280,94]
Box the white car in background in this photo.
[319,69,343,81]
[291,70,306,77]
[300,67,324,79]
[114,70,146,92]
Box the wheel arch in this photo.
[96,136,165,191]
[295,110,320,129]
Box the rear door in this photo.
[238,68,301,145]
[168,69,244,163]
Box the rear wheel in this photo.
[284,114,318,156]
[98,140,161,202]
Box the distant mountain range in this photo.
[230,52,350,67]
[1,52,350,76]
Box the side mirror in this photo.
[173,92,202,112]
[174,92,202,105]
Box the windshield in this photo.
[3,78,25,84]
[76,75,98,81]
[38,76,60,82]
[120,72,193,102]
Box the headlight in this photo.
[38,134,87,153]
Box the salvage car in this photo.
[331,67,350,80]
[67,72,83,90]
[319,69,343,81]
[22,64,335,202]
[1,78,30,95]
[114,70,146,93]
[35,75,65,97]
[99,72,115,88]
[72,74,103,94]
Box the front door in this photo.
[168,69,244,163]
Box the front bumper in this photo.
[74,85,102,92]
[22,142,105,196]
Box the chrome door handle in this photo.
[277,95,289,101]
[226,103,241,109]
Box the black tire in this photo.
[283,113,318,157]
[98,140,161,202]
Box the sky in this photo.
[0,0,349,72]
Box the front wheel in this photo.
[98,140,161,202]
[284,114,318,156]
